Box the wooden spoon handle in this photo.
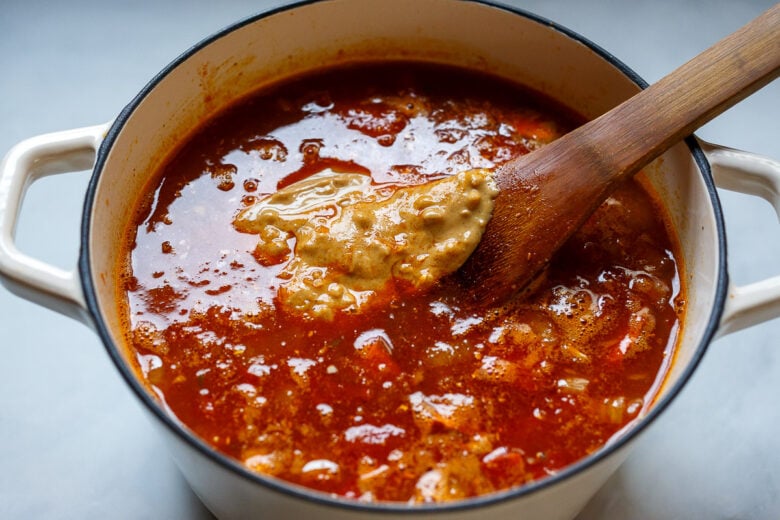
[582,2,779,183]
[461,4,780,304]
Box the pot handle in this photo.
[700,139,780,336]
[0,124,109,325]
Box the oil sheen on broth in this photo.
[120,62,684,503]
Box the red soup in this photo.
[119,62,684,503]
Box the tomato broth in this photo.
[120,62,684,503]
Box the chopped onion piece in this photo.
[557,377,589,392]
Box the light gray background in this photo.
[1,1,778,518]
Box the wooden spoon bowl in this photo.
[460,3,780,304]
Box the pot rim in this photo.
[79,0,729,513]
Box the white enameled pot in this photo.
[1,1,779,519]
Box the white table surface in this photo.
[1,1,778,518]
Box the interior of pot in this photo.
[82,0,724,509]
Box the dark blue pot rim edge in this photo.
[77,0,728,514]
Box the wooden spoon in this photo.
[459,3,780,304]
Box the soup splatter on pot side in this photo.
[119,62,684,503]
